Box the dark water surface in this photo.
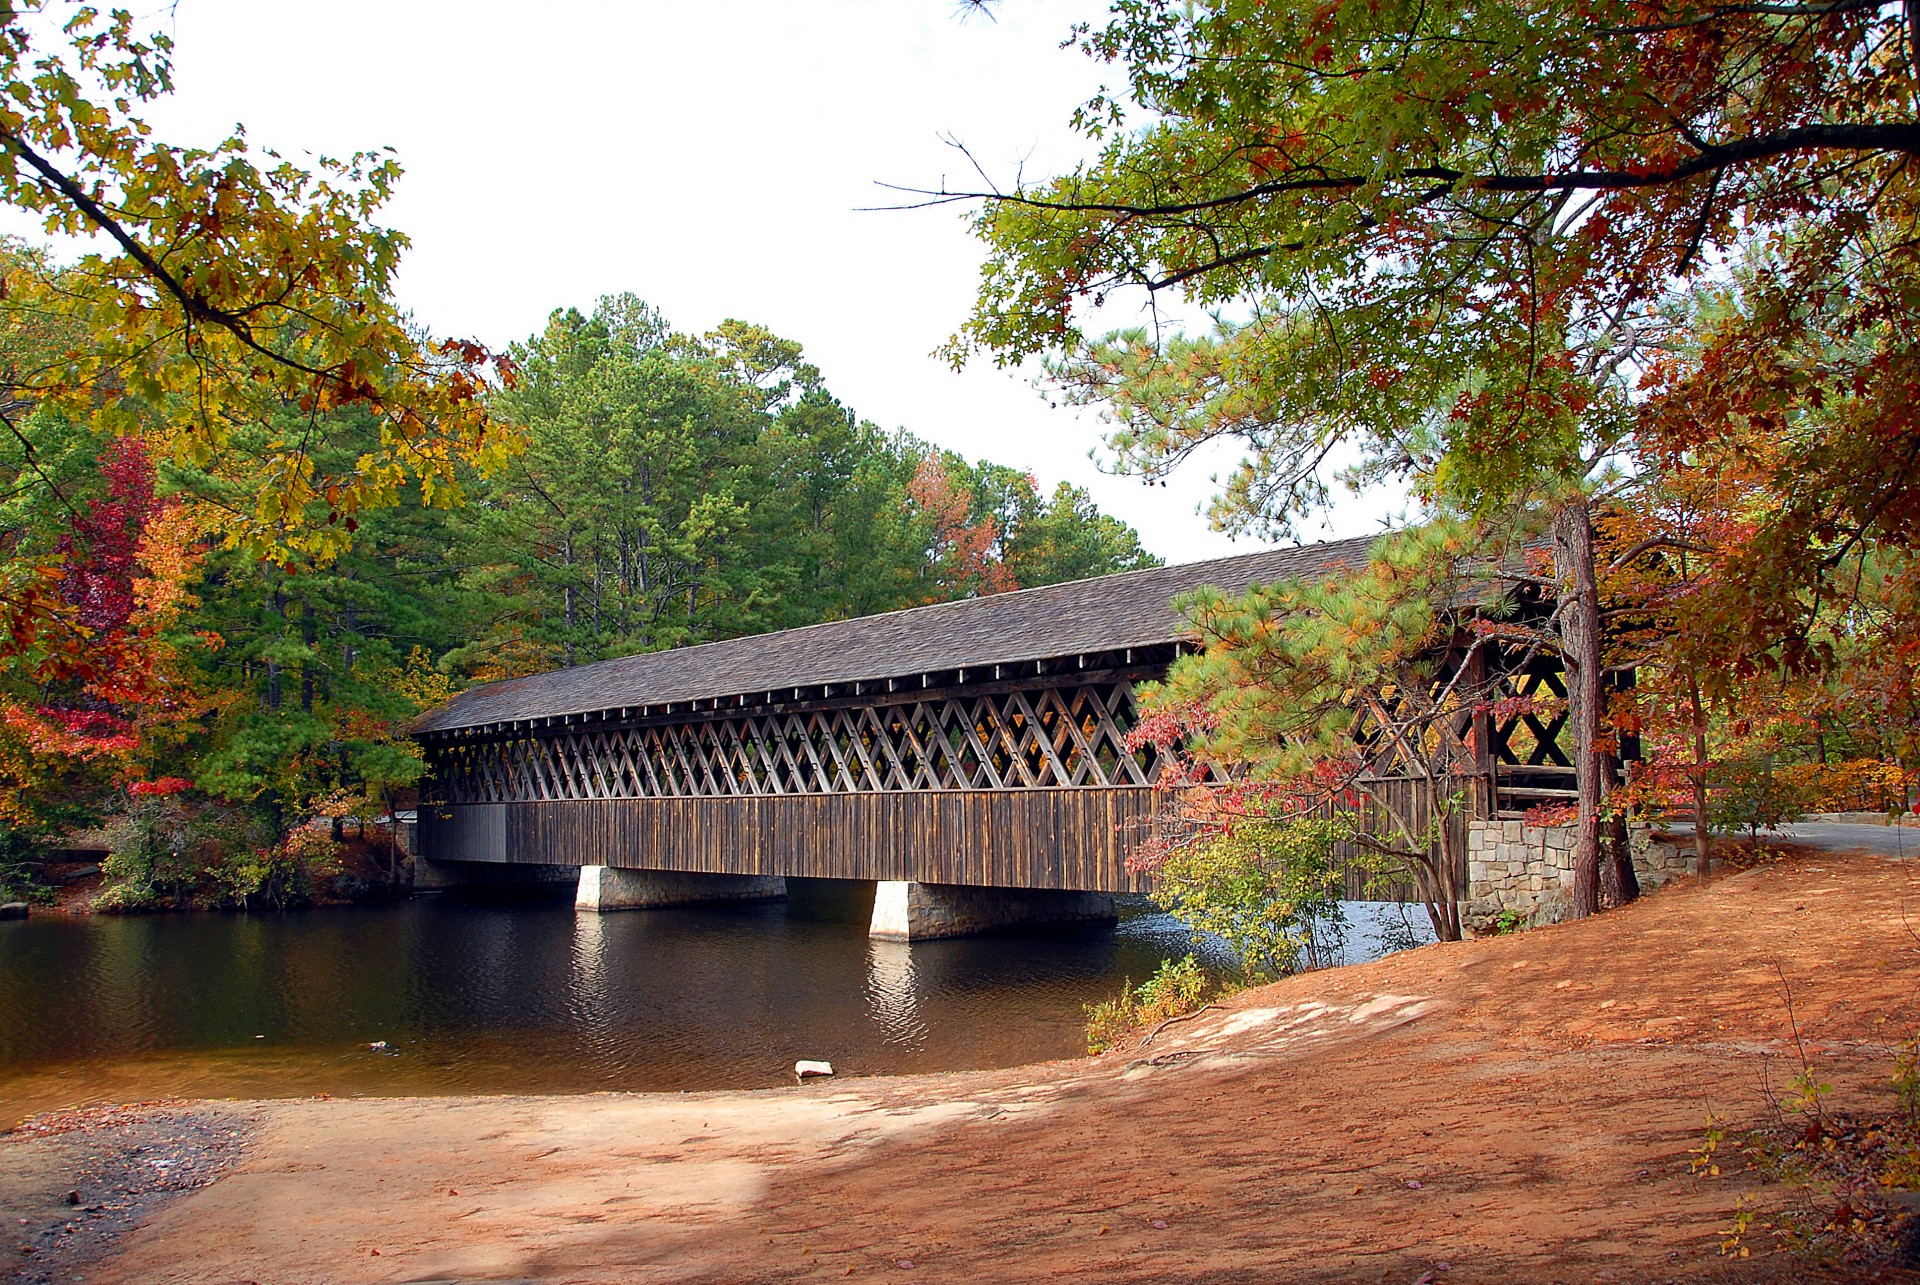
[0,890,1428,1128]
[0,889,1213,1127]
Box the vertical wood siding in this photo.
[1329,776,1472,901]
[419,789,1160,893]
[416,784,1467,902]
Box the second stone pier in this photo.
[576,867,787,912]
[867,881,1118,941]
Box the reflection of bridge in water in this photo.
[413,535,1574,939]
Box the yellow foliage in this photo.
[0,5,523,572]
[130,501,209,630]
[390,646,457,713]
[1776,759,1913,814]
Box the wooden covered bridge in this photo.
[413,535,1576,938]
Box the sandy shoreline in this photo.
[4,849,1917,1284]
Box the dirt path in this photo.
[5,850,1918,1284]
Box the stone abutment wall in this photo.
[1463,820,1690,934]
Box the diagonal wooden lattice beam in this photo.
[425,680,1158,804]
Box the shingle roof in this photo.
[413,533,1380,735]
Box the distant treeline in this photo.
[0,280,1155,899]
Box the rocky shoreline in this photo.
[1,1104,252,1283]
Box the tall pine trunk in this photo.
[1551,497,1606,918]
[562,535,576,668]
[1600,750,1639,907]
[266,581,285,711]
[1687,672,1713,881]
[1429,811,1463,941]
[300,600,316,715]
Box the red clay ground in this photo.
[4,848,1918,1284]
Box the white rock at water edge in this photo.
[794,1060,834,1081]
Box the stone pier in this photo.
[1462,820,1689,933]
[867,881,1118,941]
[574,866,787,913]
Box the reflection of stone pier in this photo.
[574,867,787,913]
[417,860,1120,942]
[863,939,926,1047]
[867,882,1117,941]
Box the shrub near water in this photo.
[97,794,340,911]
[0,828,56,904]
[1084,955,1219,1055]
[1085,816,1354,1054]
[1152,816,1352,978]
[206,825,343,910]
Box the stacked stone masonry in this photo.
[1463,820,1689,934]
[868,881,1118,941]
[575,867,787,912]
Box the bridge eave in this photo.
[411,643,1187,743]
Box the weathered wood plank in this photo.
[418,783,1463,904]
[419,789,1162,893]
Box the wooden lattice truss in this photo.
[1483,660,1640,812]
[1340,645,1581,815]
[425,681,1155,804]
[1348,685,1480,782]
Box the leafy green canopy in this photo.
[450,295,1159,678]
[0,2,521,799]
[943,0,1917,537]
[0,285,1162,835]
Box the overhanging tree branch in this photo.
[894,122,1920,222]
[0,125,336,382]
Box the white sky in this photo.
[63,1,1408,564]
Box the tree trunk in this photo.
[1431,814,1463,941]
[383,787,400,884]
[1599,751,1639,908]
[1603,817,1637,907]
[1687,671,1713,881]
[562,535,576,668]
[1551,498,1605,917]
[300,601,316,715]
[1605,816,1637,906]
[266,583,285,711]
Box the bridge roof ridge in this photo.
[413,532,1384,736]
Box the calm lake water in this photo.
[0,886,1427,1127]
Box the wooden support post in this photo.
[1467,642,1494,821]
